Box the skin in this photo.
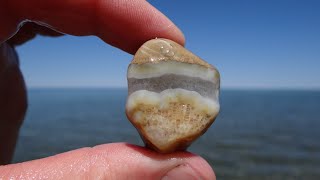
[0,0,216,179]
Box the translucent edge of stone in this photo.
[127,61,218,83]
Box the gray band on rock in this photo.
[128,74,218,99]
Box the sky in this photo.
[17,0,320,89]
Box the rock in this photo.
[126,38,220,153]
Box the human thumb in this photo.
[0,143,215,180]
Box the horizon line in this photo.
[26,86,320,91]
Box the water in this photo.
[13,89,320,179]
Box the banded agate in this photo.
[126,38,220,153]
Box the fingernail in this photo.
[162,164,202,180]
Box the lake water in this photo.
[13,89,320,179]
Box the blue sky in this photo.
[17,0,320,89]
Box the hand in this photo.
[0,0,215,179]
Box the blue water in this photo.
[13,89,320,179]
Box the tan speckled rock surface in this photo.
[126,38,220,153]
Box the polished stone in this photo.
[126,38,220,153]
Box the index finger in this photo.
[4,0,185,54]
